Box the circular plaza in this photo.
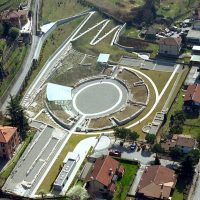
[72,79,128,118]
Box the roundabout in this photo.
[72,79,128,117]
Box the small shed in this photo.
[97,53,110,66]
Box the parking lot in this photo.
[3,125,68,197]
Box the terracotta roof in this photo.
[176,135,195,148]
[184,84,200,103]
[137,165,177,199]
[0,126,17,143]
[159,37,182,46]
[86,156,119,186]
[1,9,27,20]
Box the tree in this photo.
[154,154,161,165]
[197,133,200,148]
[169,147,183,160]
[151,143,164,154]
[180,154,196,180]
[0,61,7,82]
[170,124,183,134]
[6,95,29,139]
[188,149,200,165]
[174,111,186,124]
[114,127,130,142]
[145,134,156,144]
[0,23,4,37]
[9,27,20,40]
[128,131,139,142]
[66,185,89,200]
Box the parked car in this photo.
[109,150,121,157]
[130,143,137,150]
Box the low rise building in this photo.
[136,165,177,200]
[158,37,182,57]
[186,29,200,44]
[85,155,124,198]
[53,152,79,191]
[0,9,28,29]
[161,134,196,153]
[176,135,196,153]
[184,83,200,110]
[0,126,21,159]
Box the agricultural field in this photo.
[40,0,87,23]
[0,45,28,97]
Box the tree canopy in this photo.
[145,134,156,144]
[6,95,29,139]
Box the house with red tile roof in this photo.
[184,83,200,110]
[159,37,182,57]
[85,155,124,198]
[0,126,21,159]
[136,165,177,200]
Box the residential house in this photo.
[0,126,21,159]
[158,37,182,57]
[161,134,196,153]
[0,9,28,29]
[136,165,177,200]
[184,83,200,110]
[176,135,196,153]
[85,155,124,198]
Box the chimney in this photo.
[109,168,113,176]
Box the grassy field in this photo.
[37,134,97,194]
[72,13,137,61]
[113,159,139,200]
[156,0,199,19]
[0,45,28,97]
[41,0,87,23]
[140,69,172,94]
[86,0,144,14]
[0,0,25,11]
[23,16,84,96]
[0,129,35,188]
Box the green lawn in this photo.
[0,45,28,97]
[156,0,199,19]
[41,0,87,23]
[23,16,84,95]
[72,13,137,62]
[140,69,172,94]
[172,178,188,200]
[37,134,97,194]
[0,0,25,11]
[0,129,35,188]
[113,159,139,200]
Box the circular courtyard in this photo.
[72,79,129,117]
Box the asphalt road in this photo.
[0,0,40,114]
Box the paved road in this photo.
[188,160,200,200]
[0,0,40,114]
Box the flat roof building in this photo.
[46,83,73,105]
[97,53,110,64]
[54,152,79,191]
[187,30,200,44]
